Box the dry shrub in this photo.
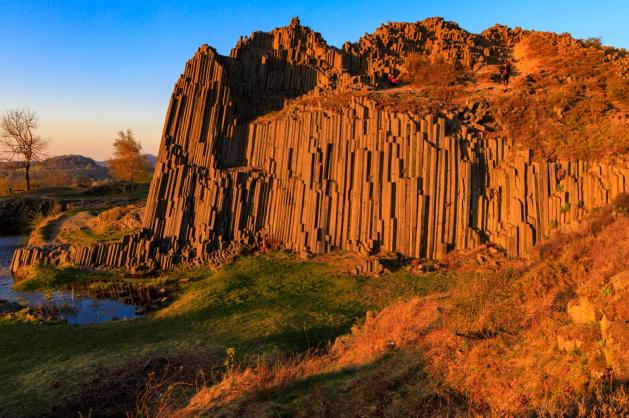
[0,177,9,195]
[404,53,459,87]
[447,272,521,337]
[262,238,283,251]
[403,53,466,102]
[575,385,629,417]
[135,362,205,418]
[181,352,326,415]
[587,206,618,236]
[606,75,629,102]
[581,37,602,49]
[613,192,629,215]
[513,261,573,314]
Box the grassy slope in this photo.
[0,183,149,202]
[0,252,456,417]
[29,207,139,246]
[179,204,629,417]
[12,266,123,291]
[398,32,629,162]
[0,183,148,237]
[22,183,148,245]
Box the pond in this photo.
[0,235,142,325]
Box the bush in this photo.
[0,178,8,195]
[404,54,459,87]
[606,75,628,102]
[402,53,465,102]
[447,272,521,337]
[612,192,629,216]
[581,37,602,49]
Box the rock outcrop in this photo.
[0,197,74,235]
[11,18,628,273]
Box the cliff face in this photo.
[11,17,628,273]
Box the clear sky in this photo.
[1,0,627,160]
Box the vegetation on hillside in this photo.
[489,32,629,161]
[402,53,469,102]
[0,155,110,194]
[26,204,143,246]
[392,30,629,161]
[0,182,149,236]
[0,252,456,417]
[176,195,629,417]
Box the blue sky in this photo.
[1,0,627,160]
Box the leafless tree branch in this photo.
[0,108,49,191]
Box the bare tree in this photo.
[0,108,48,191]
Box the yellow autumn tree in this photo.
[107,129,151,183]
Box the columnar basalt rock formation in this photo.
[346,18,516,77]
[11,17,628,274]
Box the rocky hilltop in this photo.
[11,17,629,273]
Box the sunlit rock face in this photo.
[11,17,629,273]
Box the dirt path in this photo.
[27,201,144,246]
[27,211,74,246]
[512,40,539,77]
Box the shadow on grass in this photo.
[212,350,471,417]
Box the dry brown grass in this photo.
[170,197,629,417]
[491,83,629,160]
[606,75,629,103]
[521,32,611,80]
[446,271,522,338]
[176,296,455,417]
[481,31,629,161]
[402,53,468,103]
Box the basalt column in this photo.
[142,19,346,257]
[10,19,629,274]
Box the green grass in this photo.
[30,208,84,243]
[13,266,121,292]
[0,252,456,417]
[56,223,135,244]
[0,182,149,202]
[29,206,137,246]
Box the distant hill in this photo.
[0,155,110,190]
[39,155,106,171]
[144,154,157,167]
[97,154,157,168]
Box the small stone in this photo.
[567,297,598,324]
